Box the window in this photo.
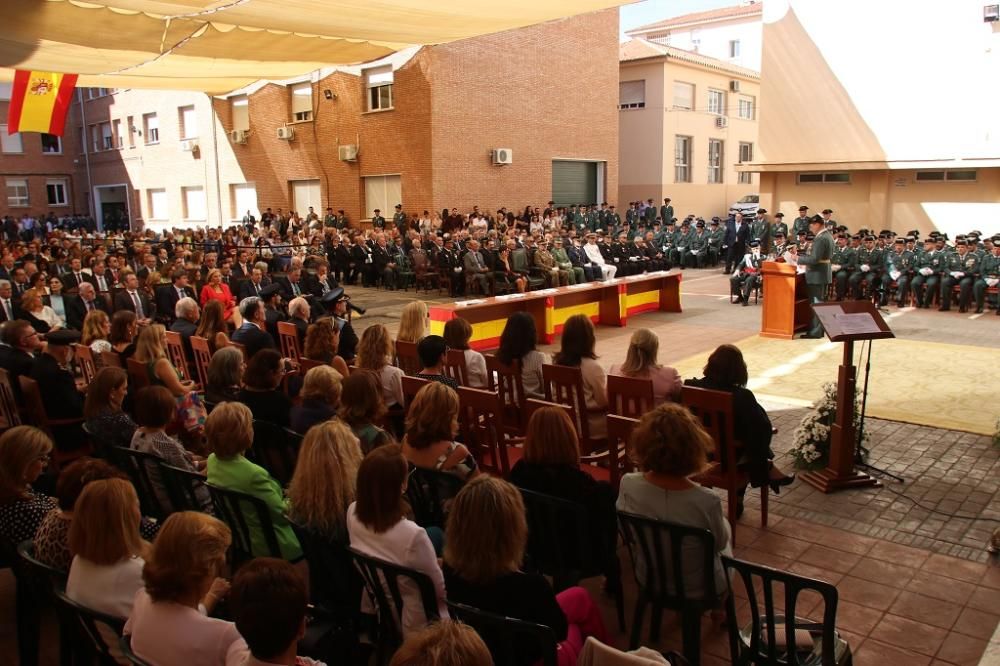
[0,82,11,100]
[147,188,168,220]
[363,174,402,219]
[6,179,29,207]
[708,139,724,184]
[1,126,23,153]
[915,170,977,182]
[40,134,62,154]
[708,89,726,116]
[738,96,755,120]
[797,172,851,184]
[364,66,394,111]
[87,88,110,100]
[291,83,313,122]
[46,179,68,206]
[112,119,123,149]
[674,135,692,183]
[143,113,159,144]
[179,106,198,139]
[231,183,259,221]
[182,186,207,220]
[729,40,741,58]
[101,123,113,150]
[126,116,135,148]
[672,82,694,110]
[618,80,645,110]
[738,142,754,185]
[231,95,249,131]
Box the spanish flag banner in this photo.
[6,70,79,137]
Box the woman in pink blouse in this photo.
[199,269,239,325]
[609,328,682,405]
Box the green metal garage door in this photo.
[552,160,597,207]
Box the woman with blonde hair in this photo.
[199,268,238,324]
[356,323,404,409]
[66,478,149,618]
[303,317,350,377]
[396,300,428,344]
[617,402,731,599]
[19,288,61,333]
[124,512,245,664]
[609,327,681,405]
[134,324,205,432]
[0,426,55,544]
[403,382,477,482]
[80,309,112,354]
[287,419,363,540]
[195,299,230,354]
[290,365,343,434]
[444,476,608,666]
[389,620,492,666]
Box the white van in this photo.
[729,194,759,217]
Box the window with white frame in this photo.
[674,135,692,183]
[291,83,313,122]
[1,126,23,153]
[738,96,755,120]
[46,179,68,206]
[148,188,168,220]
[618,80,646,110]
[6,179,29,207]
[672,82,694,110]
[708,139,724,184]
[182,186,207,221]
[364,66,394,111]
[363,174,401,219]
[738,142,754,185]
[143,113,159,144]
[729,40,741,58]
[101,122,113,150]
[231,95,249,131]
[40,134,62,154]
[231,183,259,221]
[708,89,726,116]
[797,172,851,184]
[179,106,198,139]
[112,119,123,149]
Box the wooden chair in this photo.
[542,363,605,454]
[72,344,98,387]
[276,321,301,362]
[485,354,526,437]
[18,376,85,462]
[443,349,469,387]
[401,375,431,413]
[126,357,150,390]
[229,341,247,358]
[457,386,520,475]
[190,335,212,388]
[394,339,421,375]
[163,330,191,382]
[607,374,655,419]
[681,385,768,544]
[0,368,22,432]
[603,414,638,490]
[298,357,325,373]
[100,350,123,368]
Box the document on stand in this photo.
[833,312,879,336]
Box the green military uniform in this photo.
[324,211,337,228]
[831,238,856,300]
[371,212,386,229]
[572,207,587,235]
[585,207,599,233]
[608,209,622,235]
[911,243,946,308]
[772,218,789,240]
[973,248,1000,313]
[750,217,769,249]
[939,244,979,311]
[796,226,834,337]
[879,241,914,307]
[707,222,724,266]
[730,244,765,305]
[625,206,638,228]
[660,202,674,225]
[792,213,811,237]
[687,223,710,268]
[671,224,693,267]
[848,239,883,300]
[392,209,408,235]
[551,242,579,284]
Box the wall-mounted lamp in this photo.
[323,89,336,100]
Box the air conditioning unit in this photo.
[179,138,199,152]
[729,80,741,92]
[338,144,358,161]
[229,129,248,144]
[276,126,295,141]
[491,148,513,165]
[985,4,999,22]
[715,116,729,129]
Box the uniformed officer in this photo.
[672,220,693,267]
[880,238,914,307]
[911,238,943,308]
[392,204,407,236]
[608,205,622,235]
[730,240,765,306]
[792,206,811,237]
[750,209,770,252]
[973,239,1000,314]
[660,198,674,227]
[831,233,856,301]
[848,235,883,300]
[771,231,788,259]
[796,216,834,338]
[371,209,386,229]
[940,239,979,312]
[550,237,579,284]
[772,212,789,240]
[707,218,724,266]
[688,220,710,268]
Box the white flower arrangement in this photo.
[789,382,869,470]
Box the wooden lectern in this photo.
[760,261,811,339]
[800,301,895,493]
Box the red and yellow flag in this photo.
[6,70,78,136]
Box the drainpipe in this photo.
[78,91,95,220]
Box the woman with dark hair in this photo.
[44,275,70,326]
[685,344,794,494]
[195,299,230,354]
[442,318,487,388]
[83,367,136,455]
[109,310,138,359]
[552,314,607,438]
[339,370,392,454]
[303,318,350,378]
[236,349,293,427]
[496,311,548,398]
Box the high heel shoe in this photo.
[768,474,795,494]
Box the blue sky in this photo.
[620,0,741,41]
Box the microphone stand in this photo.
[853,339,904,482]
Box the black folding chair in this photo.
[517,487,625,631]
[119,634,154,666]
[447,601,559,666]
[109,446,169,519]
[349,547,441,665]
[53,589,126,666]
[404,465,465,529]
[617,511,721,666]
[159,462,212,513]
[15,539,70,666]
[721,556,853,666]
[249,419,300,487]
[206,482,283,566]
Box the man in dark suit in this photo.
[136,254,160,282]
[287,296,311,349]
[238,268,266,301]
[725,213,750,274]
[232,251,253,279]
[113,273,154,325]
[275,268,306,300]
[29,329,85,450]
[63,258,97,291]
[0,319,41,404]
[231,295,276,359]
[260,283,286,342]
[306,261,338,297]
[169,296,200,361]
[66,283,110,331]
[0,280,18,323]
[156,270,197,323]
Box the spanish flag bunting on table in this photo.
[6,70,79,136]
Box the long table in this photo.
[428,271,683,350]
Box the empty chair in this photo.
[485,354,527,437]
[394,339,421,375]
[457,386,518,475]
[542,364,606,453]
[189,335,212,388]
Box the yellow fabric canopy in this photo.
[0,0,632,93]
